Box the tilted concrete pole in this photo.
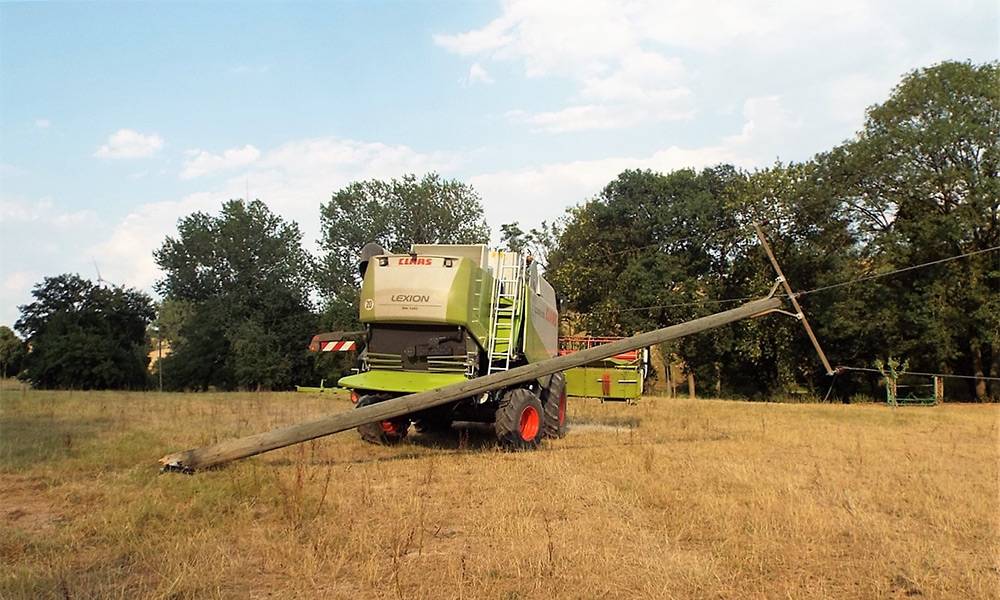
[159,297,782,472]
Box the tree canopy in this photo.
[154,199,317,390]
[547,60,998,400]
[0,325,26,379]
[15,274,154,389]
[318,172,489,325]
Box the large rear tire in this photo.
[355,394,410,445]
[495,388,544,450]
[541,372,568,439]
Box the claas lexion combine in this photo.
[320,243,564,448]
[160,224,830,473]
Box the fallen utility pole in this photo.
[160,296,782,472]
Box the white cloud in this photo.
[723,96,802,153]
[434,0,995,135]
[826,72,899,127]
[35,119,50,129]
[510,88,694,132]
[94,129,164,159]
[468,63,495,85]
[436,1,699,132]
[0,198,103,325]
[3,271,33,294]
[471,144,744,234]
[181,145,261,179]
[0,197,98,228]
[93,137,458,290]
[472,94,800,236]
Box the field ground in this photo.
[1,382,998,599]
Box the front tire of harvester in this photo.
[495,388,544,450]
[355,394,409,445]
[541,372,568,439]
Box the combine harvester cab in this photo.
[326,243,566,449]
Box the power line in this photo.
[601,224,751,258]
[584,244,999,316]
[795,245,1000,297]
[587,295,756,316]
[835,366,1000,382]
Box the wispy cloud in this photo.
[469,95,795,232]
[433,0,972,135]
[181,145,261,179]
[94,129,164,159]
[94,136,460,290]
[34,118,50,129]
[468,63,494,85]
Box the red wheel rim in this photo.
[558,392,567,425]
[519,405,540,441]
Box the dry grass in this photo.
[1,381,998,599]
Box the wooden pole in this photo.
[752,223,834,375]
[160,296,782,472]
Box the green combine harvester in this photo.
[314,243,566,449]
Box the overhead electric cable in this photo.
[585,244,999,315]
[834,366,1000,382]
[794,245,1000,297]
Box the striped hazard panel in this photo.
[320,340,356,352]
[308,331,363,353]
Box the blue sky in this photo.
[1,0,997,327]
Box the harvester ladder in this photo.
[487,252,525,374]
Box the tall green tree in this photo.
[15,274,154,389]
[820,60,999,400]
[0,325,26,379]
[499,221,560,267]
[547,60,998,401]
[318,173,489,324]
[154,199,317,390]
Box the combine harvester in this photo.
[160,225,830,473]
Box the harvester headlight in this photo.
[444,258,454,268]
[378,257,388,267]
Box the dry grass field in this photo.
[1,381,998,599]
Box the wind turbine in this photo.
[93,259,113,289]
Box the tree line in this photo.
[7,61,997,400]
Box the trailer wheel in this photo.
[541,372,568,439]
[355,394,410,445]
[495,388,544,450]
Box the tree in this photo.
[546,60,998,401]
[15,275,154,389]
[318,173,489,324]
[0,326,26,379]
[547,164,856,398]
[499,221,561,267]
[820,60,999,400]
[154,199,317,390]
